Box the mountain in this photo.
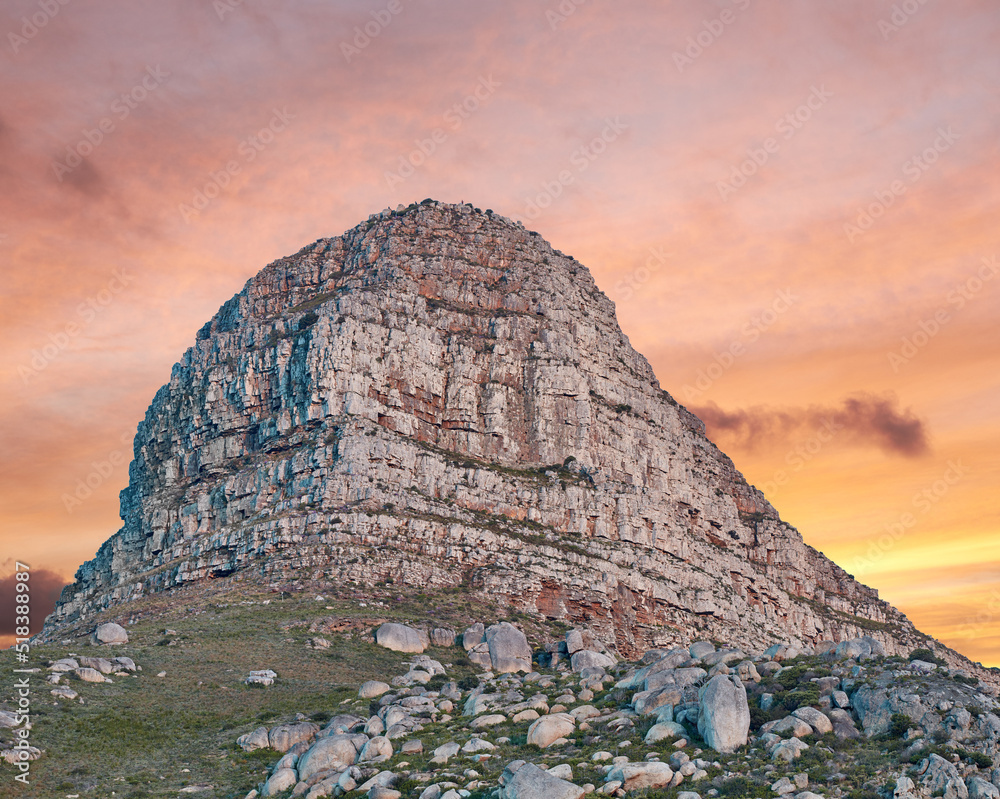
[43,199,930,658]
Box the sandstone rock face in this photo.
[43,201,926,657]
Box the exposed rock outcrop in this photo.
[43,200,929,658]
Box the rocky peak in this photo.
[45,200,933,660]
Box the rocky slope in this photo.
[217,622,1000,799]
[44,200,929,657]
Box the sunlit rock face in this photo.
[44,200,921,656]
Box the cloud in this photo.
[0,567,69,638]
[692,393,930,457]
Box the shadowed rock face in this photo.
[44,200,923,655]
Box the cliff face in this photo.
[44,200,925,656]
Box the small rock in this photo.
[245,669,277,686]
[470,714,506,729]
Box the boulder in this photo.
[359,680,391,699]
[51,685,79,700]
[358,735,393,763]
[570,650,615,673]
[689,641,716,659]
[792,707,833,735]
[237,726,270,752]
[499,761,585,799]
[485,622,532,673]
[697,674,750,753]
[411,655,446,676]
[826,708,860,740]
[674,667,709,687]
[766,715,813,738]
[565,629,586,654]
[245,670,277,686]
[430,628,456,647]
[375,623,428,653]
[297,733,368,780]
[461,737,495,753]
[920,754,967,799]
[968,777,1000,799]
[772,738,809,762]
[78,656,114,674]
[606,762,674,791]
[470,714,506,729]
[431,741,460,764]
[323,714,363,735]
[467,642,493,670]
[74,667,106,683]
[633,684,683,715]
[645,721,688,743]
[261,768,297,797]
[269,722,319,752]
[462,623,485,651]
[92,622,128,645]
[526,713,576,748]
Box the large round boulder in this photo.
[92,622,128,645]
[297,733,368,780]
[375,623,428,653]
[526,713,575,748]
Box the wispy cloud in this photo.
[693,393,930,457]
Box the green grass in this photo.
[0,584,529,799]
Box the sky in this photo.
[1,0,997,664]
